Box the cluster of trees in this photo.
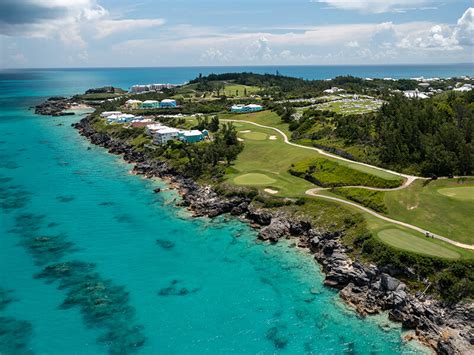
[194,115,220,132]
[375,92,473,176]
[154,122,243,179]
[189,73,459,99]
[286,92,474,176]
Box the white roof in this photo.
[181,130,202,136]
[161,99,176,103]
[246,104,262,108]
[146,123,167,130]
[101,111,122,117]
[142,100,159,104]
[126,99,142,103]
[119,114,135,119]
[156,127,180,134]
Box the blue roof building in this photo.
[159,99,177,108]
[230,104,263,113]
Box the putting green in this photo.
[234,173,277,185]
[377,229,460,259]
[243,132,268,140]
[437,186,474,201]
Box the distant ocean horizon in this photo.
[1,63,473,97]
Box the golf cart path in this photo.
[223,119,473,250]
[222,119,418,188]
[305,189,474,250]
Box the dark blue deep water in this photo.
[2,65,468,354]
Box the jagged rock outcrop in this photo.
[35,97,73,116]
[72,112,473,355]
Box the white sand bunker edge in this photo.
[264,188,278,194]
[237,138,244,142]
[239,130,251,133]
[269,135,277,140]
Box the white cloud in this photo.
[454,7,474,45]
[201,48,229,63]
[95,19,165,38]
[315,0,433,13]
[345,41,359,48]
[398,8,473,51]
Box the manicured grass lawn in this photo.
[290,158,403,188]
[437,186,474,201]
[223,84,260,97]
[220,111,292,136]
[377,229,461,259]
[315,190,473,259]
[242,131,268,140]
[224,118,402,196]
[384,178,474,245]
[233,173,277,185]
[225,121,315,196]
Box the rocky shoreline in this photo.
[35,97,75,116]
[72,114,472,354]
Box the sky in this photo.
[0,0,473,68]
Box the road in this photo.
[222,118,474,250]
[305,188,474,250]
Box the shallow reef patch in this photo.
[155,239,175,250]
[0,288,34,355]
[35,261,146,354]
[56,195,75,203]
[157,280,199,297]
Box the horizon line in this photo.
[1,62,473,71]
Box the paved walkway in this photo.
[305,189,474,250]
[222,119,417,185]
[223,118,474,250]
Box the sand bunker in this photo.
[264,188,279,194]
[269,135,277,140]
[239,130,251,133]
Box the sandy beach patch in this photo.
[264,188,278,194]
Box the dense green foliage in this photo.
[289,158,403,188]
[376,92,474,176]
[288,92,474,176]
[332,188,387,213]
[91,115,242,181]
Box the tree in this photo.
[209,116,220,132]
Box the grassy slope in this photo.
[290,158,403,188]
[384,178,474,245]
[216,111,473,257]
[222,111,402,181]
[319,190,474,259]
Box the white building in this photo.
[125,99,143,109]
[130,83,178,93]
[100,111,122,118]
[153,127,180,144]
[403,90,429,99]
[453,84,473,92]
[145,123,167,136]
[323,87,344,94]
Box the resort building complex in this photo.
[230,104,263,113]
[130,83,178,93]
[139,99,178,109]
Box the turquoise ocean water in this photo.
[2,65,471,354]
